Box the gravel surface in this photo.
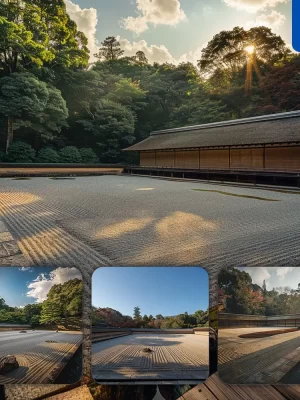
[0,175,299,272]
[0,330,82,384]
[92,333,209,382]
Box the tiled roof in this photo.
[124,111,300,151]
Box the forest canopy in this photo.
[218,267,300,316]
[92,306,209,329]
[0,278,82,329]
[0,0,298,163]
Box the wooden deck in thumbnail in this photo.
[180,374,300,400]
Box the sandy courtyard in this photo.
[92,333,209,382]
[0,175,299,272]
[0,330,82,384]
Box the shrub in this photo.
[58,146,82,163]
[0,151,7,162]
[79,148,99,164]
[36,147,60,163]
[6,141,36,163]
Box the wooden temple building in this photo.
[124,111,300,172]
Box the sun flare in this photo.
[245,45,255,55]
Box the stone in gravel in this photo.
[19,330,27,333]
[142,347,153,353]
[0,355,19,374]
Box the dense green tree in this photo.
[95,36,124,61]
[30,315,40,327]
[0,278,82,327]
[23,303,42,320]
[55,69,106,119]
[92,306,208,329]
[218,267,264,314]
[257,55,300,112]
[133,306,141,320]
[0,73,47,150]
[78,100,135,162]
[0,73,68,151]
[218,267,300,317]
[40,300,62,327]
[0,0,89,75]
[106,78,147,112]
[199,26,289,79]
[0,13,54,75]
[0,297,9,310]
[135,51,148,65]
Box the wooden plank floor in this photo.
[179,374,300,400]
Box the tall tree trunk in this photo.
[6,116,14,154]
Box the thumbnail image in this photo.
[218,267,300,384]
[92,267,209,383]
[0,267,83,384]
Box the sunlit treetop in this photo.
[0,0,89,75]
[199,26,290,77]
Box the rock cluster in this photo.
[0,355,19,374]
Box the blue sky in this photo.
[65,0,293,64]
[92,267,209,317]
[0,267,82,307]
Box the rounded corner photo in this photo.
[218,266,300,385]
[91,266,209,384]
[0,266,83,385]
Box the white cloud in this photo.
[177,43,207,65]
[119,36,205,66]
[19,267,33,272]
[276,267,294,278]
[241,267,271,287]
[65,0,99,61]
[239,267,300,291]
[121,0,186,34]
[246,10,286,29]
[223,0,288,13]
[26,267,82,303]
[119,37,176,64]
